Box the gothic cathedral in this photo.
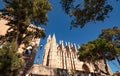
[28,34,113,76]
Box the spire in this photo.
[61,40,64,49]
[47,35,51,42]
[60,40,64,50]
[59,40,62,44]
[77,45,80,49]
[51,34,56,43]
[71,43,73,47]
[65,42,71,50]
[68,42,70,48]
[65,42,67,46]
[68,42,71,51]
[42,35,51,66]
[73,43,77,52]
[50,34,57,51]
[59,40,64,50]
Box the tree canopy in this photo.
[0,0,52,46]
[1,0,52,25]
[60,0,118,28]
[78,38,120,62]
[0,0,52,75]
[78,26,120,74]
[99,26,120,64]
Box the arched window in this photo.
[82,64,90,72]
[82,64,90,76]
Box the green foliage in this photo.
[78,26,120,64]
[78,43,96,62]
[77,26,120,74]
[78,39,116,62]
[0,1,50,75]
[78,38,119,74]
[78,29,120,62]
[99,26,120,64]
[0,42,23,76]
[2,0,52,25]
[99,26,120,41]
[0,0,51,46]
[60,0,113,28]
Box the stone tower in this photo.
[42,35,51,66]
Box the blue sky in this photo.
[0,0,120,73]
[35,0,120,73]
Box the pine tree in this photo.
[0,0,52,75]
[0,0,52,47]
[60,0,115,28]
[99,26,120,64]
[78,27,120,75]
[0,42,23,76]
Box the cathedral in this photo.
[27,34,113,76]
[0,13,113,76]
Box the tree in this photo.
[0,0,52,75]
[78,26,120,75]
[0,42,23,76]
[78,38,119,75]
[60,0,118,28]
[99,26,120,64]
[0,0,52,47]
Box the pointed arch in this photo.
[82,63,90,72]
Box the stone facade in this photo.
[28,34,113,76]
[42,34,94,73]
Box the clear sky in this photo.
[35,0,120,73]
[0,0,120,73]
